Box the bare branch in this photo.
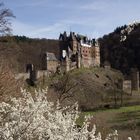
[52,73,78,103]
[0,2,15,35]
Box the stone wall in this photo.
[15,73,30,80]
[15,70,48,80]
[47,61,59,73]
[94,46,100,66]
[123,80,132,93]
[131,69,139,91]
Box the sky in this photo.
[4,0,140,39]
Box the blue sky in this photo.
[4,0,140,39]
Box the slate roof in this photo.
[47,52,57,61]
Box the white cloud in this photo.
[11,19,70,39]
[79,1,109,11]
[29,23,69,39]
[13,0,48,8]
[12,20,35,35]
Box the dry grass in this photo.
[0,61,21,102]
[77,105,140,140]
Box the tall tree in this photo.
[0,2,15,35]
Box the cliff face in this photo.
[99,22,140,74]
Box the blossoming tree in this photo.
[0,88,131,140]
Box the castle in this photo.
[15,31,100,83]
[14,32,140,91]
[46,31,100,73]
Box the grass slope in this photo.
[77,105,140,140]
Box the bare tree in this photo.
[0,60,21,102]
[0,2,15,35]
[52,73,78,103]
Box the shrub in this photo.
[0,88,131,140]
[0,62,21,102]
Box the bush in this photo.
[0,62,21,102]
[0,88,131,140]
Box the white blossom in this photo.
[0,88,132,140]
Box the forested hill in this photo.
[99,22,140,74]
[0,36,61,72]
[1,22,140,75]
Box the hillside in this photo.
[99,22,140,74]
[0,36,62,72]
[0,34,140,108]
[1,22,140,75]
[78,105,140,140]
[46,67,140,110]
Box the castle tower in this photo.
[77,51,81,68]
[59,31,67,41]
[69,32,78,54]
[26,64,37,86]
[131,68,139,91]
[94,40,100,67]
[65,55,70,72]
